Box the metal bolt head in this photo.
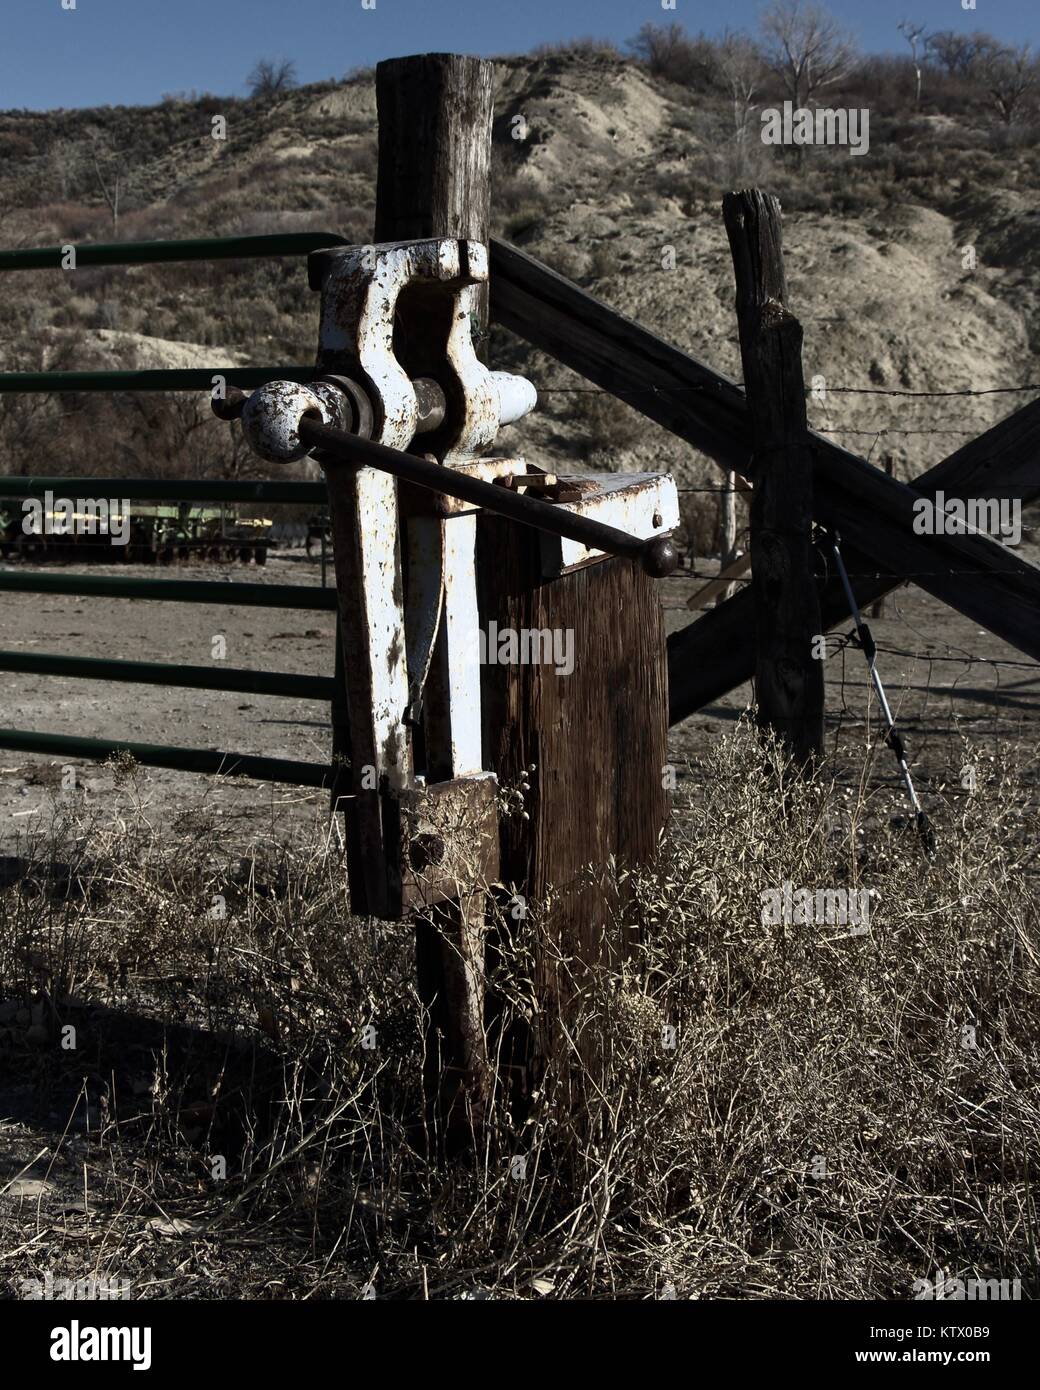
[641,536,678,577]
[240,380,344,464]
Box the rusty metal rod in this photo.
[297,416,677,576]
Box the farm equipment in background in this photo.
[127,504,273,565]
[0,501,273,564]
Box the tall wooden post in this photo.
[723,190,824,768]
[374,55,495,1133]
[375,54,493,349]
[371,54,670,1113]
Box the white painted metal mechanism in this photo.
[232,236,679,918]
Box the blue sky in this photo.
[1,0,1035,112]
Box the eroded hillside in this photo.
[1,49,1037,537]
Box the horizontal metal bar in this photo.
[299,417,679,576]
[0,728,333,788]
[0,571,339,609]
[0,232,350,274]
[0,475,327,504]
[0,650,334,701]
[0,368,317,394]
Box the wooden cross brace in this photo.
[487,238,1040,720]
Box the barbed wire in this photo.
[824,631,1038,672]
[824,384,1040,398]
[823,426,979,436]
[674,477,1040,493]
[840,567,1036,580]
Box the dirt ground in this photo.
[0,541,1037,845]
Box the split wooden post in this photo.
[722,189,824,768]
[374,54,495,1128]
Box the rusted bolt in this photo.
[652,511,663,528]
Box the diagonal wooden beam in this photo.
[491,238,751,463]
[666,396,1040,722]
[489,238,1040,663]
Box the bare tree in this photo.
[898,20,927,109]
[628,24,719,87]
[247,58,298,100]
[925,30,977,78]
[717,33,764,175]
[0,336,86,476]
[48,136,81,200]
[978,43,1037,125]
[84,128,129,232]
[925,30,1005,80]
[759,0,857,108]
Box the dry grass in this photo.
[0,727,1037,1300]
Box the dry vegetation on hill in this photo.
[1,24,1037,537]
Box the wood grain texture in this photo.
[376,55,493,347]
[489,237,1040,663]
[723,189,824,766]
[477,517,669,1073]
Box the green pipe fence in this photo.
[0,232,352,392]
[0,232,353,791]
[0,368,319,394]
[0,232,350,273]
[0,650,334,702]
[0,571,339,609]
[0,729,334,789]
[0,476,327,504]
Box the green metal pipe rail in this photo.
[0,651,334,702]
[0,231,349,273]
[0,729,334,789]
[0,571,338,609]
[0,477,326,503]
[0,229,355,791]
[0,369,319,394]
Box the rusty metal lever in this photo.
[297,415,678,576]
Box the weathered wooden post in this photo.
[230,52,678,1138]
[373,54,496,1130]
[375,55,673,1097]
[723,189,824,769]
